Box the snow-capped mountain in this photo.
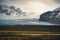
[39,7,60,24]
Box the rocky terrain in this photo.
[39,7,60,24]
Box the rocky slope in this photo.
[39,7,60,24]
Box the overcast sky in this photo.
[0,0,60,18]
[0,0,60,13]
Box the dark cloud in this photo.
[0,0,3,3]
[54,0,60,3]
[0,5,24,15]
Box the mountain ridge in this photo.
[39,7,60,24]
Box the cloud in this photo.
[0,0,4,3]
[0,4,39,19]
[0,0,59,19]
[54,0,60,3]
[0,4,25,15]
[0,0,31,4]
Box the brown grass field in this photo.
[0,25,60,40]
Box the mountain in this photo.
[39,7,60,24]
